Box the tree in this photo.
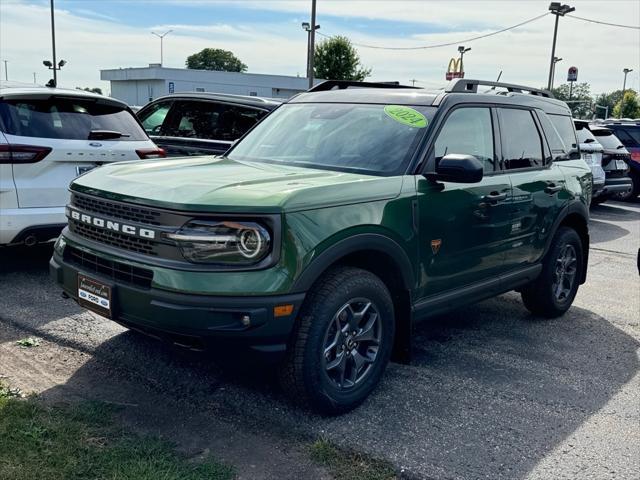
[612,90,640,118]
[593,90,624,119]
[77,87,102,95]
[313,36,371,81]
[186,48,247,72]
[550,82,593,119]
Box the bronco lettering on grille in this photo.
[68,207,156,240]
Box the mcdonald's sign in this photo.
[446,57,464,81]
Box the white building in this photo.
[101,65,320,106]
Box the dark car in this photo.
[600,120,640,201]
[136,93,282,157]
[588,126,632,204]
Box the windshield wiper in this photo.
[88,129,130,140]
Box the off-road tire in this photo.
[521,227,584,318]
[278,266,395,414]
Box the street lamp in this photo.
[306,0,318,89]
[302,21,320,83]
[151,30,173,66]
[48,0,60,87]
[620,68,633,118]
[547,2,575,90]
[43,59,66,87]
[550,56,562,89]
[458,46,471,78]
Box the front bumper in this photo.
[50,249,305,362]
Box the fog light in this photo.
[241,315,251,327]
[54,236,66,255]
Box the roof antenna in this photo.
[491,71,503,90]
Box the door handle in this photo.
[545,182,563,194]
[481,192,508,204]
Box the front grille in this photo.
[64,245,153,289]
[69,219,158,256]
[72,193,162,226]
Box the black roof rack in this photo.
[308,80,419,93]
[446,79,554,98]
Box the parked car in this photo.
[51,79,591,413]
[588,126,632,204]
[599,120,640,201]
[574,120,605,203]
[0,85,164,246]
[136,93,282,157]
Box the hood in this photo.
[70,156,404,213]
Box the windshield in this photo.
[227,103,435,176]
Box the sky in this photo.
[0,0,638,96]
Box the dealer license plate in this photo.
[77,274,112,318]
[615,160,627,170]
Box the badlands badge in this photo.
[431,239,442,255]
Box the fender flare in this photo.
[545,200,590,284]
[290,233,415,293]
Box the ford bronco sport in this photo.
[51,79,591,413]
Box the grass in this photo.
[310,439,397,480]
[15,337,40,348]
[0,387,234,480]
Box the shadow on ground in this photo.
[27,292,639,480]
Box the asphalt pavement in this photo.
[1,200,638,480]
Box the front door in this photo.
[416,106,513,298]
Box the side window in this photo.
[548,114,579,159]
[433,107,495,172]
[164,101,267,140]
[498,109,544,170]
[537,112,567,162]
[139,101,172,135]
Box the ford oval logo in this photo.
[89,142,103,147]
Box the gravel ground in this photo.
[1,200,638,480]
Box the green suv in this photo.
[51,79,591,413]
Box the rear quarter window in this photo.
[548,114,579,159]
[0,97,148,141]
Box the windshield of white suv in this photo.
[0,97,147,141]
[227,103,435,176]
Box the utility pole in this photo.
[33,72,37,84]
[302,22,320,80]
[308,0,317,89]
[620,68,633,118]
[2,60,7,81]
[547,2,574,90]
[50,0,57,86]
[151,30,173,66]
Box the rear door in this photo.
[150,100,269,157]
[498,108,568,269]
[0,95,154,208]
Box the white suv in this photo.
[0,84,164,246]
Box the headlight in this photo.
[165,220,271,265]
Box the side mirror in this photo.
[432,154,484,183]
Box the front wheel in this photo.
[521,227,584,318]
[279,266,395,414]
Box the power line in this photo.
[315,13,550,50]
[566,14,640,30]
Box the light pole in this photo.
[302,22,320,82]
[43,59,66,87]
[458,46,471,78]
[307,0,318,89]
[2,60,7,81]
[151,30,173,66]
[620,68,633,118]
[547,2,574,90]
[550,56,562,89]
[49,0,58,86]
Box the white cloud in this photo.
[0,0,638,96]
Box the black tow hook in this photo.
[61,291,70,299]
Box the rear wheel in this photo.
[521,227,584,318]
[279,266,394,414]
